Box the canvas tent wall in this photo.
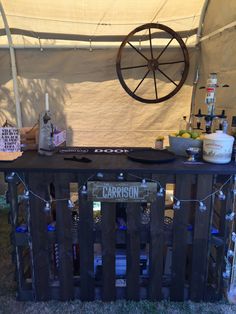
[0,0,234,146]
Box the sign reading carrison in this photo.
[87,181,157,202]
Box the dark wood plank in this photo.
[190,174,214,301]
[8,180,24,294]
[78,175,94,301]
[101,202,116,301]
[126,202,141,301]
[148,175,167,300]
[28,172,50,301]
[170,174,193,301]
[54,173,74,301]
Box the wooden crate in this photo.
[6,172,232,302]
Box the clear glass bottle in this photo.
[179,116,188,130]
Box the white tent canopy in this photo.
[0,0,235,146]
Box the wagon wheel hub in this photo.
[148,59,159,71]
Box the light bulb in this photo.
[232,232,236,242]
[81,185,87,195]
[173,200,181,210]
[6,172,15,182]
[227,250,234,258]
[199,201,206,212]
[223,270,230,279]
[68,199,74,208]
[157,187,164,197]
[141,179,147,188]
[44,202,51,212]
[117,173,124,180]
[217,190,226,200]
[226,212,235,221]
[23,190,30,200]
[97,172,104,179]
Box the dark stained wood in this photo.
[8,180,24,293]
[54,173,74,301]
[190,174,214,301]
[170,174,193,301]
[78,175,94,301]
[148,175,167,300]
[1,150,236,176]
[126,203,141,301]
[28,172,50,301]
[101,202,116,301]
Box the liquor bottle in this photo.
[179,116,188,130]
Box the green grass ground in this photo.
[1,208,236,314]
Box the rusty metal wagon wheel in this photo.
[116,23,189,103]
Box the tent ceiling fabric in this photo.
[0,0,205,45]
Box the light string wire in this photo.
[14,172,96,204]
[128,172,233,208]
[9,171,233,212]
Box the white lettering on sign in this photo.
[0,127,21,152]
[102,186,139,199]
[94,148,129,154]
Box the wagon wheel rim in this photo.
[116,23,189,104]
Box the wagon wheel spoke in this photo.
[133,69,150,94]
[153,71,158,100]
[156,37,174,61]
[116,23,189,103]
[121,64,148,70]
[128,41,149,61]
[149,28,154,59]
[159,60,185,65]
[158,68,178,86]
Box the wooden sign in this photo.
[0,127,21,152]
[87,181,157,203]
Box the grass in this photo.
[1,207,236,313]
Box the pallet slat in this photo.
[190,174,214,301]
[126,203,140,301]
[28,173,50,301]
[170,174,193,301]
[54,173,74,301]
[148,175,167,300]
[101,202,116,301]
[78,176,94,301]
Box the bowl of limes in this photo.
[168,130,203,157]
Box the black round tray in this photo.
[127,148,176,163]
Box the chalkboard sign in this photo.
[87,181,157,203]
[0,127,21,152]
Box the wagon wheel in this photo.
[116,23,189,103]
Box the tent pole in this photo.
[189,0,210,125]
[0,1,22,128]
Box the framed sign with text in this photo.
[0,127,21,152]
[87,181,157,203]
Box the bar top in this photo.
[0,149,235,175]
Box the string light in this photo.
[141,179,147,188]
[199,201,207,212]
[217,190,226,200]
[226,212,235,221]
[7,172,234,215]
[22,190,30,200]
[157,187,164,197]
[81,185,87,195]
[96,172,104,179]
[117,173,124,181]
[227,250,234,258]
[67,200,74,208]
[173,200,181,210]
[5,172,15,182]
[232,232,236,243]
[44,202,51,212]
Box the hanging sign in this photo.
[0,127,21,152]
[87,181,157,203]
